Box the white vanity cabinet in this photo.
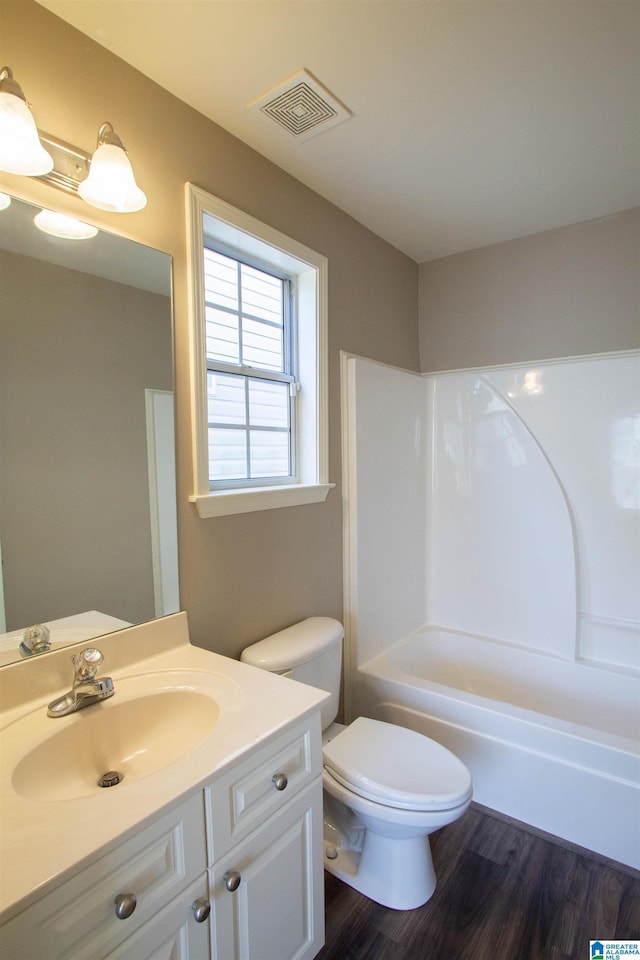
[0,792,209,960]
[0,713,325,960]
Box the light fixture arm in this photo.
[96,121,127,152]
[0,66,28,102]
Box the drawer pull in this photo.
[192,898,211,923]
[114,893,137,919]
[272,772,288,791]
[224,870,242,892]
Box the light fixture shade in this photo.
[0,68,53,176]
[78,123,146,213]
[0,192,11,210]
[34,208,98,240]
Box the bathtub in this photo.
[351,628,640,870]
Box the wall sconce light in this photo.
[0,67,146,214]
[0,66,54,176]
[78,123,147,213]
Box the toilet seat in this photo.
[323,716,472,812]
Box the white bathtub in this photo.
[351,628,640,870]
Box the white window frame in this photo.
[186,183,333,517]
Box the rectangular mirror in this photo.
[0,194,177,665]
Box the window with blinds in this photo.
[203,246,296,486]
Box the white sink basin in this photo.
[3,670,241,802]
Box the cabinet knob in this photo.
[191,897,211,923]
[272,772,288,791]
[114,893,137,919]
[224,870,242,892]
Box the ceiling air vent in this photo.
[249,69,352,142]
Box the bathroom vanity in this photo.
[0,613,329,960]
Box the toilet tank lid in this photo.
[241,617,344,672]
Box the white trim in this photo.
[190,483,333,518]
[186,183,332,516]
[340,351,359,724]
[145,389,179,616]
[186,185,210,500]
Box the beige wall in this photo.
[0,1,419,657]
[1,249,172,631]
[419,208,640,372]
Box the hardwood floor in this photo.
[316,804,640,960]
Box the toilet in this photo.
[241,617,472,910]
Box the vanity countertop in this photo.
[0,612,328,922]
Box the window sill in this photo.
[189,483,335,518]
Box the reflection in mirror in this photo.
[0,194,177,665]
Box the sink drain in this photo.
[98,770,123,788]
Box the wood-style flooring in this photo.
[316,804,640,960]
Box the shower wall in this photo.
[343,351,640,676]
[342,360,427,670]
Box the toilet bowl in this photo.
[241,617,472,910]
[321,717,472,909]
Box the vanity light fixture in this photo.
[0,192,11,210]
[0,68,146,215]
[33,208,98,240]
[78,122,147,213]
[0,67,54,176]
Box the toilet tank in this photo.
[241,617,344,731]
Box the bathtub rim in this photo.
[358,628,640,775]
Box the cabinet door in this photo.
[210,781,324,960]
[105,875,210,960]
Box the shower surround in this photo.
[342,351,640,867]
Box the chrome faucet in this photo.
[47,648,114,717]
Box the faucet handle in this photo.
[19,624,51,656]
[71,647,104,681]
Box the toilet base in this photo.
[323,828,437,911]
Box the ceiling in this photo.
[37,1,639,263]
